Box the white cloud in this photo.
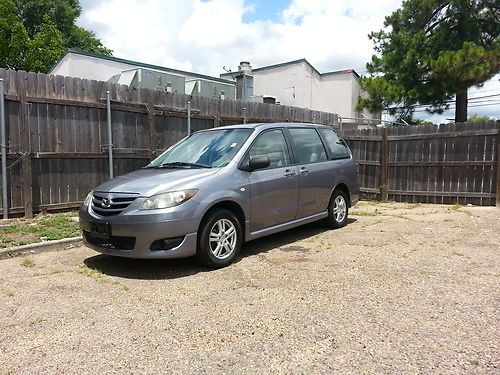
[78,0,402,75]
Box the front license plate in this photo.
[89,222,111,239]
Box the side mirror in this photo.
[247,156,270,171]
[249,156,271,170]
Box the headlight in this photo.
[139,189,198,210]
[84,191,93,206]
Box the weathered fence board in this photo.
[0,69,340,216]
[0,68,498,216]
[340,121,499,206]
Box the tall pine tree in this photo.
[358,0,500,122]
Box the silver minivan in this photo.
[79,123,359,268]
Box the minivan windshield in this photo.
[146,128,254,169]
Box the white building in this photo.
[50,49,236,99]
[221,59,378,122]
[50,51,377,121]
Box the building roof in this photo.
[233,58,360,78]
[51,49,235,85]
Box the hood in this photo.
[94,168,221,196]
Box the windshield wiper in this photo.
[160,161,212,169]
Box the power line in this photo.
[384,93,500,110]
[412,101,500,112]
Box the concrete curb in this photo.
[0,236,82,258]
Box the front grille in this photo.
[83,231,136,250]
[91,192,139,216]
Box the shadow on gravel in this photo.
[239,218,357,261]
[84,218,357,279]
[84,255,207,280]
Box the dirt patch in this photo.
[0,202,498,374]
[280,245,310,252]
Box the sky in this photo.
[77,0,499,122]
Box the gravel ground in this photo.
[0,202,498,374]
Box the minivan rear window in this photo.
[318,128,350,159]
[288,128,328,164]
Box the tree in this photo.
[358,0,500,123]
[0,0,111,73]
[0,0,29,69]
[26,15,64,72]
[14,0,112,56]
[467,114,493,122]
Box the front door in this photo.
[246,129,299,231]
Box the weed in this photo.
[2,251,21,258]
[79,265,103,279]
[30,318,46,326]
[451,204,473,216]
[21,258,35,268]
[352,209,381,217]
[406,203,421,209]
[468,359,479,366]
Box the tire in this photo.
[325,189,349,229]
[196,209,243,268]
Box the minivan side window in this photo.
[318,128,350,159]
[288,128,328,164]
[247,129,291,169]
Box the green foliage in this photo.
[0,0,29,69]
[467,114,492,122]
[0,0,112,73]
[358,0,500,122]
[26,15,64,72]
[14,0,80,37]
[409,118,435,126]
[67,26,113,56]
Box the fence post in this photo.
[0,79,7,219]
[145,91,156,161]
[106,91,113,179]
[380,127,389,201]
[19,72,33,219]
[496,122,500,207]
[187,101,191,135]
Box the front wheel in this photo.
[325,190,349,229]
[196,209,242,268]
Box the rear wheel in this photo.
[196,209,242,268]
[325,190,349,228]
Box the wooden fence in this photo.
[0,69,339,218]
[340,121,499,207]
[0,69,498,218]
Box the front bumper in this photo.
[79,206,199,259]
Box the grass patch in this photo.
[351,209,382,217]
[21,258,35,268]
[406,203,421,209]
[0,212,79,248]
[78,265,129,291]
[451,204,473,216]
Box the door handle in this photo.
[299,167,309,175]
[284,169,296,178]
